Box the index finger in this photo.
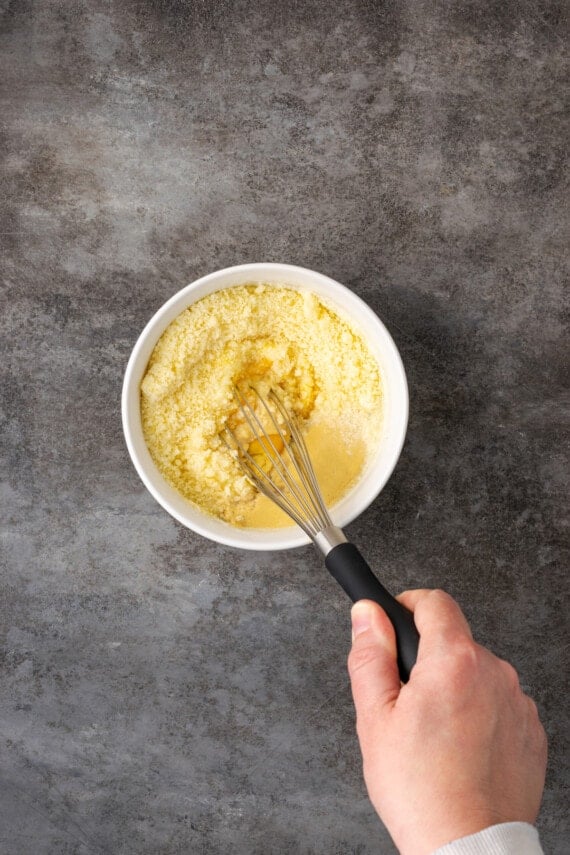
[397,588,473,657]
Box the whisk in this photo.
[224,386,419,682]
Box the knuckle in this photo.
[527,704,548,764]
[499,659,521,689]
[453,637,480,669]
[427,588,463,619]
[347,642,379,678]
[526,699,548,748]
[436,638,480,684]
[429,588,453,605]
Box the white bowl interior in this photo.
[122,263,408,550]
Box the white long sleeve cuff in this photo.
[432,822,543,855]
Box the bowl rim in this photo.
[121,262,409,550]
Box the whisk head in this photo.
[223,386,332,539]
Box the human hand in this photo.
[348,590,547,855]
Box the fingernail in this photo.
[351,601,374,640]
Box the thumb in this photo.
[348,600,401,727]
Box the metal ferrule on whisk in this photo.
[313,525,348,557]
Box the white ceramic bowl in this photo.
[122,263,408,550]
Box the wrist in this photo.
[430,822,542,855]
[394,805,511,855]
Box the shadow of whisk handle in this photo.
[325,542,419,682]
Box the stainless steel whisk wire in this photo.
[222,385,420,683]
[225,387,331,539]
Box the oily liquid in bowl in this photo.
[242,421,366,527]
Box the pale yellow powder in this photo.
[140,283,382,527]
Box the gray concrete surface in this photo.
[1,1,568,853]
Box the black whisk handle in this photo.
[325,542,419,682]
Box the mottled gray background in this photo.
[1,1,568,853]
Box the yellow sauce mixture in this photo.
[140,284,382,527]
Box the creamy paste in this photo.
[140,284,382,527]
